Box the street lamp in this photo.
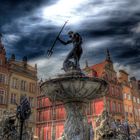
[16,96,31,140]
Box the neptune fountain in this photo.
[41,31,108,140]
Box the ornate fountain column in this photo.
[64,101,89,140]
[41,70,108,140]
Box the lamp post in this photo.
[16,96,31,140]
[20,120,24,140]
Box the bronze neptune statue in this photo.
[58,31,83,72]
[47,21,83,72]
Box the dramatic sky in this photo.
[0,0,140,79]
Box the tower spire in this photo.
[0,33,7,65]
[0,33,6,55]
[0,33,2,43]
[106,48,112,62]
[0,33,3,48]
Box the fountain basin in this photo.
[41,72,108,140]
[41,76,108,102]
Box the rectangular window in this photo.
[29,97,34,107]
[123,93,127,99]
[120,103,124,113]
[0,59,2,65]
[12,78,18,89]
[38,99,42,108]
[21,80,27,91]
[137,98,140,104]
[129,107,132,112]
[112,87,114,95]
[139,109,140,116]
[124,105,128,112]
[0,74,6,83]
[0,90,5,104]
[29,83,36,93]
[133,97,136,102]
[134,108,138,116]
[0,95,3,104]
[112,101,116,112]
[44,110,51,121]
[59,107,65,120]
[39,111,43,122]
[10,93,16,104]
[0,110,2,116]
[115,102,117,112]
[128,94,131,100]
[118,103,121,113]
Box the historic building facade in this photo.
[0,38,9,116]
[118,70,135,124]
[118,70,140,128]
[130,77,140,128]
[8,55,38,132]
[36,50,125,140]
[36,94,66,140]
[84,49,124,121]
[0,36,38,133]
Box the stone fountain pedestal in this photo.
[41,70,108,140]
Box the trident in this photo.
[47,21,68,58]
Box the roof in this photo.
[10,60,36,72]
[9,60,37,79]
[90,60,108,77]
[119,69,129,75]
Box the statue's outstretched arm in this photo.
[58,37,72,45]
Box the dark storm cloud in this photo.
[79,2,140,79]
[0,0,140,79]
[0,0,46,25]
[0,0,55,58]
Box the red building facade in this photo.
[130,77,140,128]
[36,50,124,140]
[36,96,65,140]
[84,49,124,121]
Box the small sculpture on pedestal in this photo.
[16,96,31,140]
[0,96,32,140]
[95,110,114,140]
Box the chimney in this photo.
[85,59,88,67]
[22,56,27,67]
[130,77,136,81]
[119,70,129,83]
[11,54,15,61]
[35,63,37,70]
[138,80,140,90]
[0,33,2,43]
